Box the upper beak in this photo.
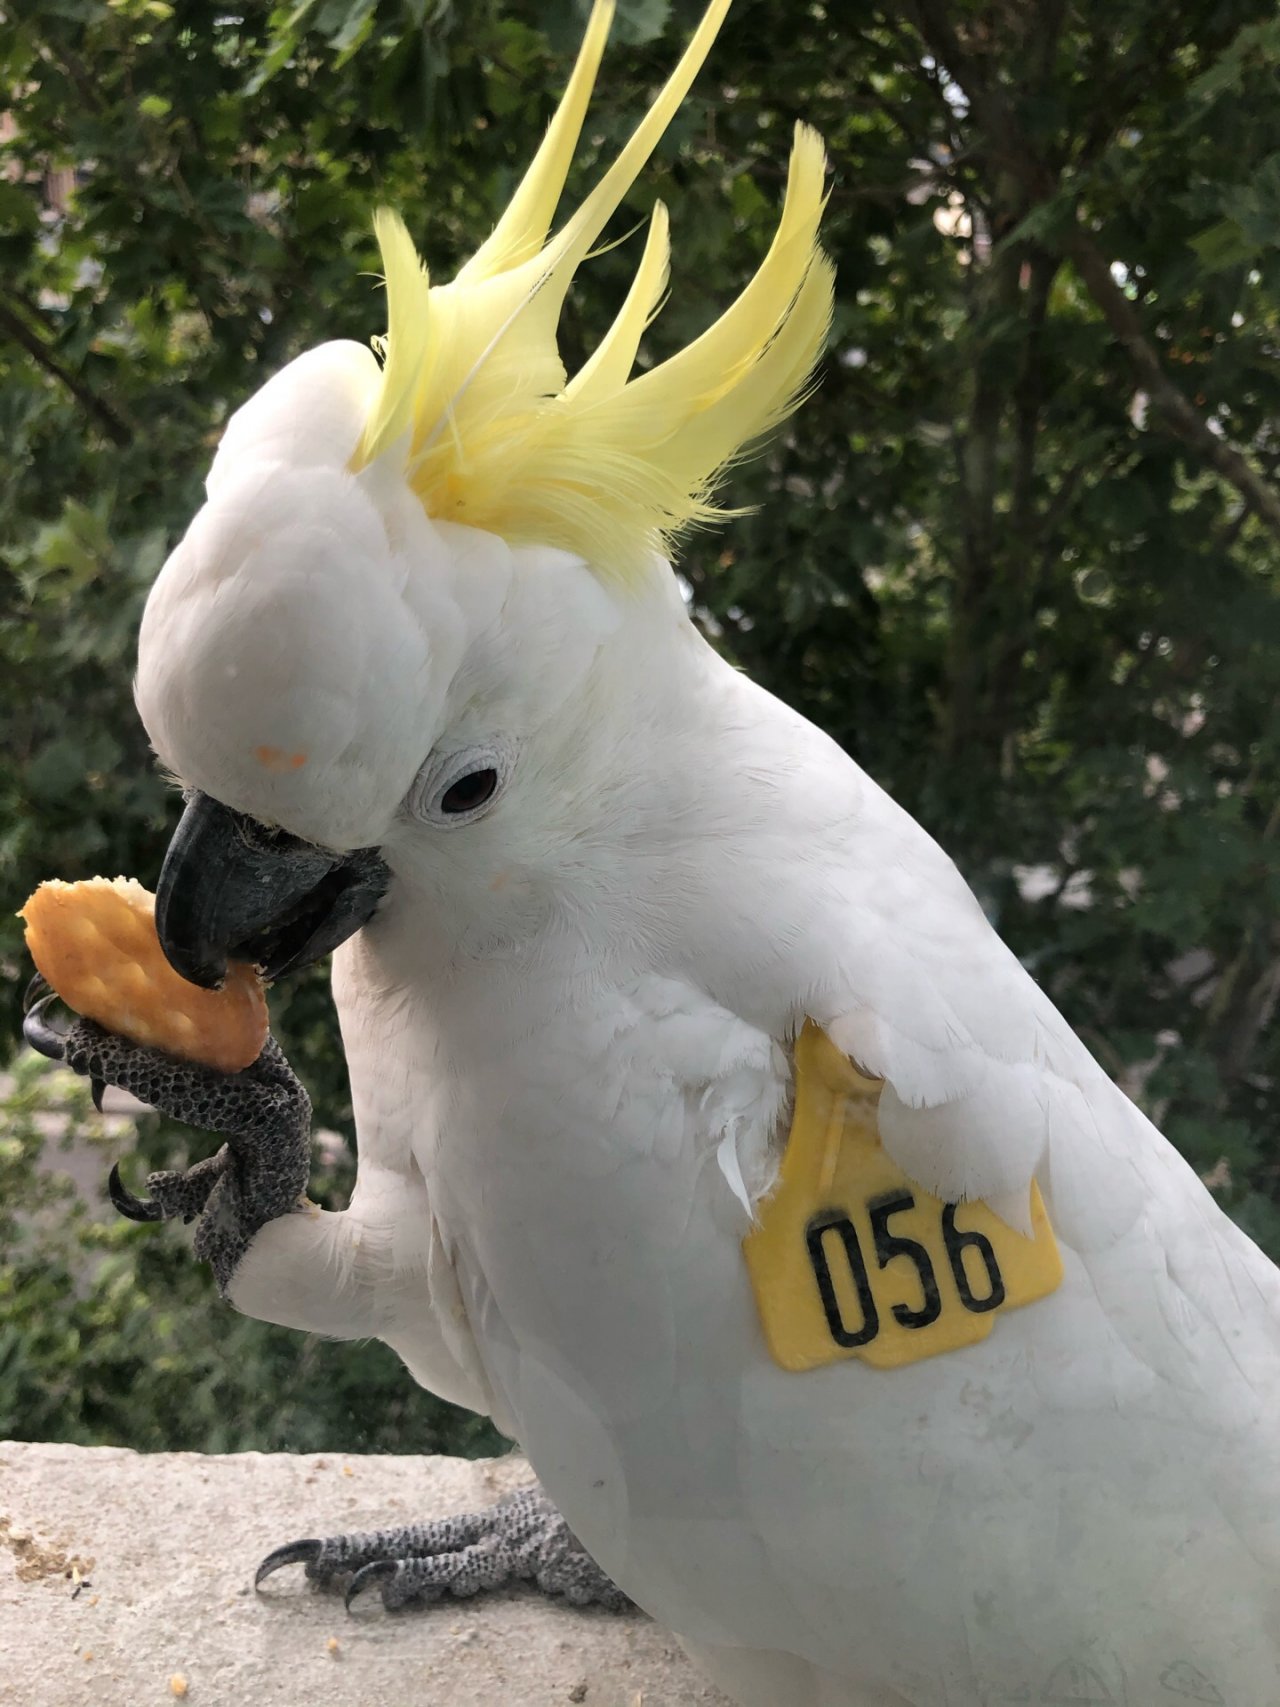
[155,792,390,989]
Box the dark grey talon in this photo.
[255,1539,323,1588]
[90,1076,106,1112]
[107,1161,164,1223]
[23,971,52,1012]
[345,1560,399,1611]
[23,990,66,1061]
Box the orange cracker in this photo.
[20,876,267,1073]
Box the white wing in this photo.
[692,684,1280,1704]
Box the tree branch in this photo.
[1010,250,1058,540]
[1056,227,1280,540]
[0,297,133,447]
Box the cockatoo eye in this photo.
[441,769,498,814]
[404,741,514,828]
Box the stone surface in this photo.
[0,1443,732,1707]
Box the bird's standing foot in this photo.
[255,1484,630,1613]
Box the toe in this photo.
[22,990,67,1062]
[344,1560,401,1612]
[255,1539,323,1588]
[107,1163,165,1223]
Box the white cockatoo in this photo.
[29,2,1280,1703]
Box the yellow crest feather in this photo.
[350,0,834,585]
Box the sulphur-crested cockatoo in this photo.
[26,2,1280,1703]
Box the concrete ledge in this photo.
[0,1443,730,1707]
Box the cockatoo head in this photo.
[133,0,833,988]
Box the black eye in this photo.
[440,767,499,815]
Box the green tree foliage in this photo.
[2,0,1279,1447]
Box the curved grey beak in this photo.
[155,792,390,989]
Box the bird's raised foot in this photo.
[24,998,312,1293]
[255,1485,631,1614]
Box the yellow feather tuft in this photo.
[352,208,430,469]
[456,0,614,285]
[566,202,670,409]
[349,0,834,587]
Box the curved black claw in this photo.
[23,990,67,1061]
[345,1560,399,1612]
[255,1539,323,1589]
[23,971,51,1012]
[107,1161,164,1224]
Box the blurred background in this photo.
[2,0,1278,1456]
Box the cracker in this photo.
[21,876,268,1073]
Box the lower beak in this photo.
[155,792,389,989]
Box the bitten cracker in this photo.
[20,876,267,1073]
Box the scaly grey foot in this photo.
[255,1485,631,1612]
[24,981,311,1293]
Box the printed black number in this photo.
[868,1191,943,1330]
[941,1205,1006,1313]
[806,1213,880,1347]
[806,1201,1010,1352]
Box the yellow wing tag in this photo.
[744,1022,1063,1372]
